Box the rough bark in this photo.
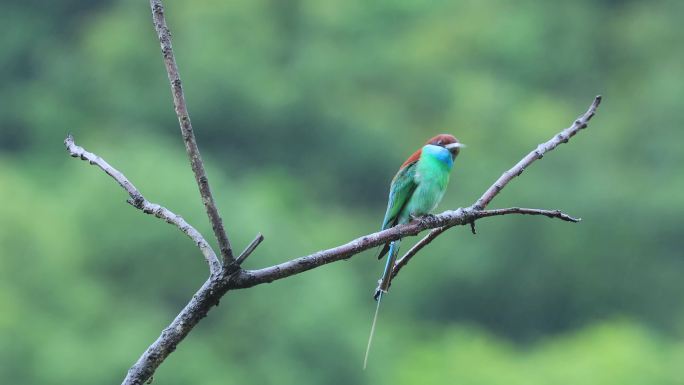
[150,0,235,267]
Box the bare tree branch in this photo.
[236,233,265,265]
[233,206,577,289]
[123,274,230,385]
[64,134,221,273]
[64,0,604,382]
[392,226,446,280]
[476,207,580,221]
[150,0,235,267]
[473,95,602,211]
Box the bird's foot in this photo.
[410,213,436,222]
[411,213,438,225]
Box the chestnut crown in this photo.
[426,134,464,157]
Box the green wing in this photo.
[377,162,417,259]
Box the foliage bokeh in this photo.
[1,0,683,384]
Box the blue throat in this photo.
[422,144,453,168]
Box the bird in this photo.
[363,134,464,369]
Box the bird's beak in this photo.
[445,142,466,150]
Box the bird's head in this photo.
[426,134,464,159]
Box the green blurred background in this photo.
[2,0,683,384]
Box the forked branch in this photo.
[62,0,603,383]
[70,100,600,385]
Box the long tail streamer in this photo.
[363,292,383,370]
[365,240,400,369]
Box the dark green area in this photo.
[1,0,683,384]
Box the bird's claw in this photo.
[410,213,436,223]
[420,213,438,225]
